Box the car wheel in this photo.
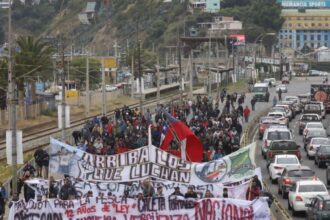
[288,200,292,210]
[327,179,330,185]
[318,161,323,168]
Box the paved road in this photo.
[254,76,328,219]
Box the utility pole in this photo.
[101,58,106,115]
[60,36,66,141]
[85,52,90,117]
[131,55,134,98]
[114,40,118,83]
[208,32,212,96]
[178,41,183,104]
[189,49,193,99]
[156,58,160,105]
[8,0,18,195]
[138,40,143,116]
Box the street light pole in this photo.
[60,37,66,141]
[208,32,211,97]
[85,51,90,117]
[178,40,183,104]
[7,0,18,195]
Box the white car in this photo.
[275,104,293,120]
[264,78,276,87]
[267,112,289,126]
[269,155,300,184]
[306,137,330,159]
[288,180,329,215]
[261,126,293,158]
[303,122,325,137]
[105,85,117,92]
[276,84,288,93]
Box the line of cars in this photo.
[258,93,330,218]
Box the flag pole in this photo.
[164,118,192,161]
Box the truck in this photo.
[311,84,330,112]
[252,83,269,102]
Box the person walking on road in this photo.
[272,96,277,107]
[243,106,250,123]
[278,88,282,101]
[251,97,256,111]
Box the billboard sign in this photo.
[278,0,330,8]
[229,34,246,46]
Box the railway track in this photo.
[0,92,186,161]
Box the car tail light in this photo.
[283,178,291,185]
[274,166,283,170]
[295,195,303,201]
[268,151,273,159]
[319,201,324,210]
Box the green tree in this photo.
[221,0,284,42]
[15,35,54,110]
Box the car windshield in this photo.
[312,139,330,145]
[305,105,320,111]
[270,141,297,150]
[253,87,267,92]
[277,158,298,164]
[298,184,327,193]
[288,170,315,177]
[308,130,327,137]
[301,115,319,121]
[268,132,291,140]
[307,124,323,129]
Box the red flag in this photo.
[160,111,203,162]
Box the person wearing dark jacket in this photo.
[48,176,59,198]
[185,186,197,199]
[171,187,184,197]
[59,178,77,200]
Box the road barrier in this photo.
[243,107,293,220]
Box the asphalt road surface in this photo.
[254,76,328,220]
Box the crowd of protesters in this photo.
[1,88,275,218]
[69,89,250,161]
